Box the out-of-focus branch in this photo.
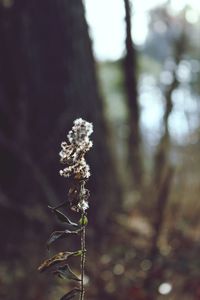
[154,29,187,185]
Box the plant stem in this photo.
[80,214,86,300]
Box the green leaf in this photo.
[38,250,82,272]
[48,206,78,227]
[60,288,80,300]
[47,230,79,249]
[53,264,80,281]
[79,215,88,226]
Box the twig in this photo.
[80,213,86,300]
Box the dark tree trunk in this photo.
[0,0,121,229]
[123,0,142,188]
[0,1,121,298]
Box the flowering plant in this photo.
[38,118,93,300]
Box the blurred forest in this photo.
[0,0,199,299]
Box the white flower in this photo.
[59,118,93,179]
[78,200,89,212]
[59,118,93,211]
[67,118,93,146]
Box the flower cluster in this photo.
[59,118,93,211]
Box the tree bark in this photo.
[123,0,142,188]
[0,2,121,298]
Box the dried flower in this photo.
[59,118,93,211]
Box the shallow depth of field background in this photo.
[0,0,200,299]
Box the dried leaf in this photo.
[53,264,80,281]
[47,231,66,248]
[38,250,82,272]
[47,230,79,249]
[60,288,80,300]
[48,206,78,227]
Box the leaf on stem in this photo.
[53,264,80,281]
[48,206,78,227]
[38,250,82,272]
[47,230,79,249]
[60,288,81,300]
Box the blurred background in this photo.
[0,0,199,299]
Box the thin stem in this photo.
[80,213,86,300]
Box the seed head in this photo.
[59,118,93,211]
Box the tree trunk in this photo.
[0,0,121,298]
[123,0,142,188]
